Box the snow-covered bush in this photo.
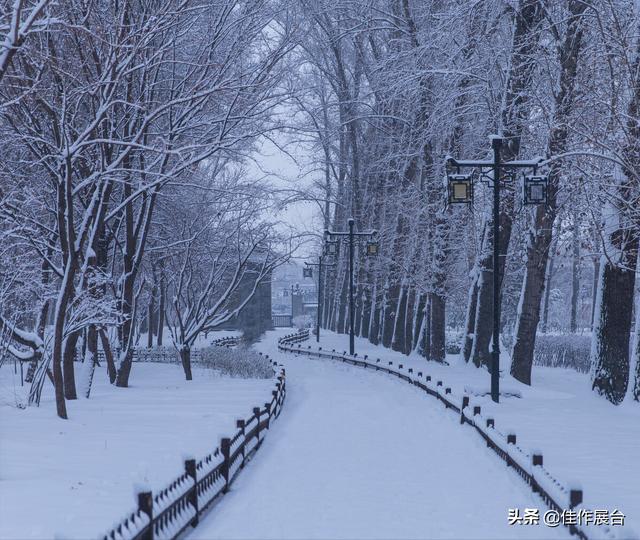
[533,334,591,373]
[198,346,273,379]
[445,328,463,354]
[293,314,314,330]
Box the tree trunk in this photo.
[591,254,638,403]
[62,330,79,400]
[541,244,555,333]
[180,346,193,381]
[510,0,587,385]
[570,213,580,332]
[430,292,446,362]
[157,266,166,346]
[413,293,426,351]
[462,276,479,362]
[361,285,373,339]
[633,303,640,401]
[423,295,432,359]
[369,284,382,345]
[147,291,155,348]
[590,256,600,330]
[471,267,493,368]
[98,328,117,384]
[405,286,416,354]
[84,325,98,398]
[382,282,398,348]
[392,282,407,353]
[467,0,544,367]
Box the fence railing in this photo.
[272,314,293,327]
[97,336,241,365]
[278,335,626,540]
[211,335,241,348]
[101,354,287,540]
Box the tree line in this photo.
[0,0,295,418]
[288,0,640,404]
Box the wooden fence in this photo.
[278,334,623,540]
[272,314,293,327]
[101,350,288,540]
[97,335,241,366]
[210,335,241,348]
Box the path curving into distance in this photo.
[189,330,568,540]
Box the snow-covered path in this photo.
[190,331,567,539]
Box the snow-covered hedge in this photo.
[533,334,591,373]
[198,346,273,379]
[293,314,314,330]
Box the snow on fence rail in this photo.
[101,349,289,540]
[278,332,629,540]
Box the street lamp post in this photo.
[446,136,547,404]
[305,256,336,342]
[325,218,378,355]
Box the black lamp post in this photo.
[446,136,547,403]
[305,256,336,342]
[325,218,378,355]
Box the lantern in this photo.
[366,241,379,256]
[447,173,474,204]
[523,175,548,205]
[325,240,339,256]
[303,267,313,278]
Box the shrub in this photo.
[198,345,273,379]
[445,328,464,355]
[293,314,314,329]
[533,334,591,373]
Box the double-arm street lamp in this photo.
[303,256,336,342]
[325,218,378,355]
[446,136,547,404]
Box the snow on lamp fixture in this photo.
[523,175,548,205]
[447,174,474,204]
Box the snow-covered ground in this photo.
[0,361,272,539]
[188,329,569,539]
[287,330,640,536]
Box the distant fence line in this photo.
[96,335,241,365]
[101,345,289,540]
[272,314,293,327]
[210,335,241,348]
[279,332,627,540]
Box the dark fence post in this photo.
[253,407,261,440]
[264,403,271,429]
[507,433,516,445]
[569,489,582,508]
[221,438,231,492]
[138,491,154,540]
[185,459,199,527]
[237,419,246,466]
[461,396,469,424]
[569,489,583,535]
[532,453,543,467]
